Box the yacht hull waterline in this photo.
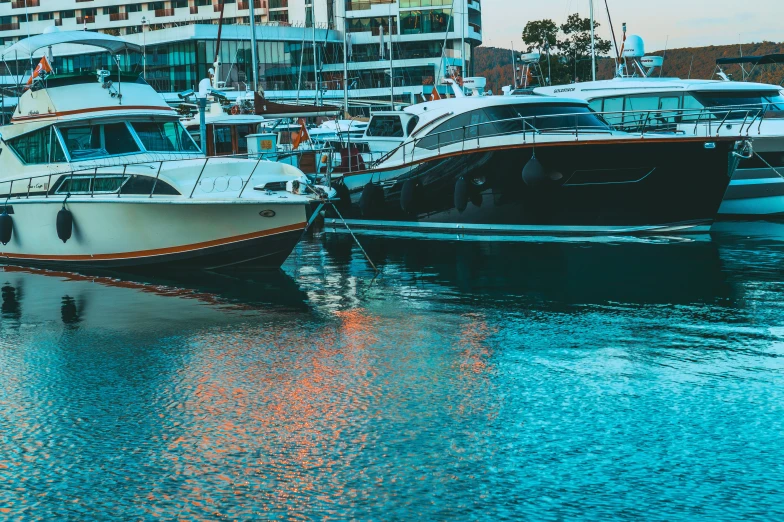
[0,199,308,269]
[328,137,739,236]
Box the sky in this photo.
[481,0,784,52]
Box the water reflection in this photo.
[1,226,784,519]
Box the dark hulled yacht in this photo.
[324,92,744,236]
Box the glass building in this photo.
[0,0,482,112]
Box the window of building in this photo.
[37,12,54,21]
[347,16,398,33]
[7,126,66,165]
[400,9,452,35]
[269,0,288,8]
[61,10,75,18]
[173,0,188,7]
[127,4,143,12]
[148,2,165,11]
[105,6,120,15]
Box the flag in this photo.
[430,86,441,101]
[27,55,52,86]
[292,118,310,150]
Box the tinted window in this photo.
[692,91,784,119]
[366,116,404,137]
[8,126,66,164]
[60,123,139,160]
[132,121,199,153]
[417,104,608,150]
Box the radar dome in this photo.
[622,35,645,58]
[43,25,61,34]
[640,56,664,68]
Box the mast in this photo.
[343,30,349,117]
[461,0,466,78]
[389,12,394,110]
[312,22,318,105]
[590,0,596,81]
[511,42,517,89]
[249,0,258,92]
[213,0,226,87]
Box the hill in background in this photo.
[475,42,784,93]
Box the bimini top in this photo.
[1,30,141,60]
[716,54,784,66]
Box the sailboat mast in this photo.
[590,0,596,81]
[343,31,349,116]
[249,0,258,92]
[389,12,394,110]
[312,23,319,105]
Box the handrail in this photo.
[0,148,332,201]
[363,104,767,169]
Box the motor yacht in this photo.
[321,87,744,236]
[0,30,324,270]
[536,36,784,217]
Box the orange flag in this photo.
[27,56,52,86]
[430,86,441,101]
[292,118,310,150]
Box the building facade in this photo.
[0,0,482,111]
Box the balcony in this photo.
[155,8,175,17]
[109,12,129,21]
[238,0,262,9]
[11,0,39,8]
[0,22,19,31]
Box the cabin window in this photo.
[406,116,419,136]
[53,175,180,196]
[213,126,234,155]
[602,97,625,126]
[132,121,199,153]
[7,126,66,164]
[366,116,405,137]
[692,91,784,119]
[416,104,609,150]
[60,123,140,160]
[56,175,127,195]
[236,125,255,154]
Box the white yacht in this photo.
[0,31,324,270]
[535,36,784,217]
[322,88,745,236]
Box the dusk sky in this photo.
[482,0,784,52]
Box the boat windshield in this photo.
[60,122,140,160]
[59,120,199,160]
[131,121,200,153]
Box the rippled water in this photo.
[2,222,784,520]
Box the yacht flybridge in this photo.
[0,30,324,269]
[536,35,784,217]
[322,90,744,236]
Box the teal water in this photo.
[2,223,784,520]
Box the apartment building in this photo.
[0,0,482,110]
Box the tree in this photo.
[559,14,612,82]
[522,19,558,53]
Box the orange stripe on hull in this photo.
[0,222,306,262]
[12,105,175,122]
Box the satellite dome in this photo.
[622,35,645,58]
[43,25,61,34]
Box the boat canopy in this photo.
[253,92,341,119]
[716,54,784,66]
[1,30,142,60]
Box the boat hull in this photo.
[332,138,737,235]
[0,199,308,270]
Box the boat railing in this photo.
[362,105,765,171]
[0,148,334,203]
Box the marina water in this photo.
[2,223,784,519]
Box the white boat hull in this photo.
[0,198,308,269]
